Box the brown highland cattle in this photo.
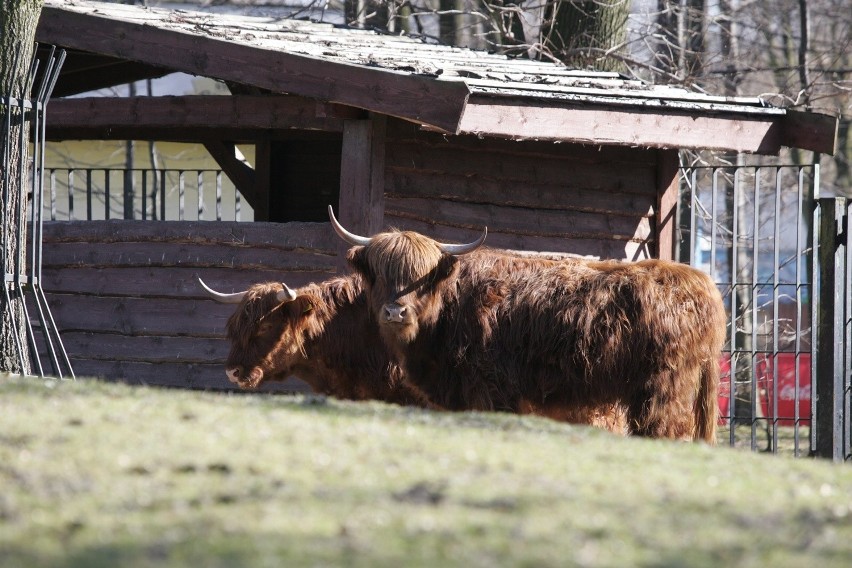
[198,274,626,431]
[198,276,428,407]
[330,207,726,442]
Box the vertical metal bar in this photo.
[38,49,74,376]
[845,199,852,461]
[104,169,110,220]
[123,167,134,219]
[68,169,75,221]
[160,169,167,221]
[811,192,819,454]
[710,168,718,281]
[751,168,760,450]
[730,167,739,446]
[34,48,72,379]
[197,170,204,220]
[178,171,185,221]
[689,167,696,265]
[49,169,56,220]
[29,96,41,285]
[86,169,92,221]
[15,81,39,375]
[216,171,222,221]
[794,167,805,456]
[28,86,59,377]
[813,196,846,461]
[141,169,148,221]
[771,167,781,453]
[32,78,63,378]
[235,188,241,222]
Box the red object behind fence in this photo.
[718,353,811,426]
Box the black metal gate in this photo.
[680,162,850,460]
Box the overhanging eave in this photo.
[456,96,839,155]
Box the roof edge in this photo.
[36,3,471,134]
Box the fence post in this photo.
[123,168,134,219]
[813,197,848,461]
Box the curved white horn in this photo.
[437,228,487,256]
[197,277,247,304]
[276,283,298,303]
[328,205,372,247]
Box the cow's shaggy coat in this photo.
[346,231,726,442]
[215,273,628,431]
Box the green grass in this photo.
[1,375,851,568]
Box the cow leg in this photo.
[464,384,496,412]
[518,399,629,436]
[628,366,702,441]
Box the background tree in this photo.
[538,0,630,71]
[1,0,43,374]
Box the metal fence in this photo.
[680,162,850,460]
[44,168,253,221]
[1,45,73,379]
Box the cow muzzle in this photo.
[226,366,264,388]
[382,303,409,324]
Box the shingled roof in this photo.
[37,0,837,154]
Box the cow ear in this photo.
[292,296,315,319]
[346,247,372,280]
[432,254,459,283]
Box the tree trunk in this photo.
[680,0,705,83]
[439,0,463,45]
[1,0,42,374]
[540,0,629,72]
[654,0,678,82]
[345,0,366,27]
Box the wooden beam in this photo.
[337,116,387,260]
[201,140,257,209]
[458,98,793,155]
[45,96,352,136]
[36,5,470,133]
[48,58,170,97]
[782,110,839,155]
[655,150,680,262]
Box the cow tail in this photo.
[694,356,720,444]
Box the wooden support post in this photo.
[655,150,679,261]
[203,139,258,211]
[337,115,386,264]
[253,139,272,222]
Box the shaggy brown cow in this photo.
[330,207,725,442]
[198,276,428,407]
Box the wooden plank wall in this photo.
[36,128,661,388]
[384,119,659,260]
[38,220,338,390]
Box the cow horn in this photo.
[437,228,488,256]
[277,283,298,303]
[328,205,372,247]
[197,277,246,304]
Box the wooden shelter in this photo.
[33,0,838,390]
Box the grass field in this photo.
[1,375,851,568]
